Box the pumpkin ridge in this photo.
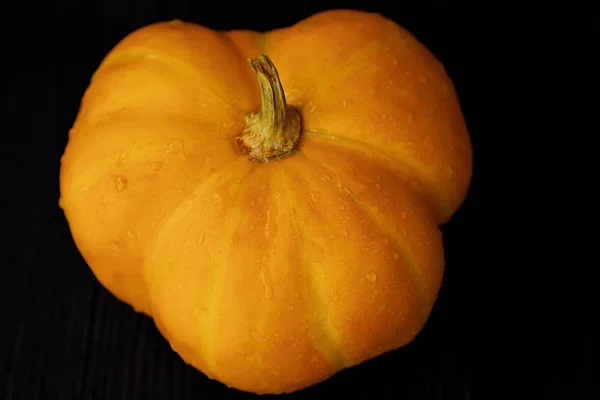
[145,156,250,321]
[279,167,352,371]
[296,153,433,316]
[201,163,258,383]
[94,47,242,115]
[64,120,235,195]
[303,129,450,222]
[284,41,384,102]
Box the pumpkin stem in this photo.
[236,55,302,162]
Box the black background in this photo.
[1,1,595,399]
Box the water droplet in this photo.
[197,230,206,245]
[331,290,339,303]
[119,151,128,162]
[212,193,222,205]
[309,192,321,202]
[417,74,428,84]
[286,305,295,311]
[150,161,163,171]
[249,224,255,231]
[114,175,128,192]
[127,230,138,240]
[259,266,273,299]
[392,59,398,65]
[366,272,378,282]
[292,291,300,298]
[342,230,349,237]
[110,241,119,252]
[264,209,271,238]
[320,175,332,182]
[392,252,400,260]
[185,199,194,209]
[342,99,347,108]
[375,182,381,189]
[166,138,187,160]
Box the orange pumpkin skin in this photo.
[59,9,472,395]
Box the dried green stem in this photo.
[236,55,301,162]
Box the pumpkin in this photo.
[59,9,472,394]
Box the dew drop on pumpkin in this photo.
[392,252,400,261]
[330,290,339,303]
[259,265,273,300]
[417,74,428,84]
[197,230,206,245]
[165,138,186,159]
[150,161,163,171]
[366,272,378,283]
[341,230,349,237]
[127,230,138,240]
[286,305,295,311]
[114,175,128,192]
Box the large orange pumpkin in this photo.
[59,9,472,394]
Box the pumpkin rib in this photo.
[93,49,241,116]
[65,115,235,180]
[63,133,238,219]
[296,152,433,317]
[278,167,352,370]
[200,163,258,383]
[276,40,384,103]
[146,157,256,384]
[303,129,450,223]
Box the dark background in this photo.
[1,1,595,399]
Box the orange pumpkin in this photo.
[59,9,472,394]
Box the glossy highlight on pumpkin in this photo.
[59,9,472,395]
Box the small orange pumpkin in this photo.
[59,9,472,394]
